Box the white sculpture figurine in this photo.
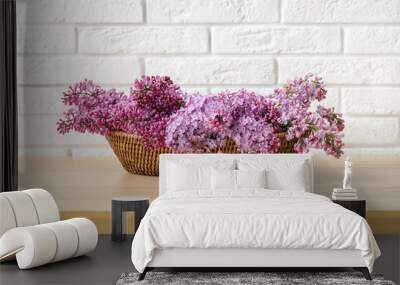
[343,156,352,190]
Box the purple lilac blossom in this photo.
[165,93,230,152]
[57,74,345,158]
[270,74,344,157]
[165,90,282,153]
[57,79,130,136]
[220,90,281,153]
[128,75,185,149]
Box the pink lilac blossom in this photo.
[220,90,281,153]
[270,73,327,127]
[270,74,344,158]
[165,94,230,152]
[57,79,129,136]
[128,75,185,149]
[57,74,345,158]
[57,76,185,150]
[165,90,282,153]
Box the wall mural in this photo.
[57,74,344,175]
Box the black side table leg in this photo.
[112,201,125,242]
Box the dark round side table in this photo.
[112,196,149,242]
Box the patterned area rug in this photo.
[116,272,396,285]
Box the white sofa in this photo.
[0,189,98,269]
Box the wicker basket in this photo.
[106,131,295,176]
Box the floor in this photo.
[0,236,133,285]
[1,235,399,285]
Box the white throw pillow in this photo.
[236,169,267,189]
[267,161,307,191]
[167,162,211,191]
[167,159,236,192]
[211,168,268,191]
[211,168,237,190]
[238,159,308,192]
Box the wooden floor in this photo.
[0,235,399,285]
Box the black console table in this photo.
[112,196,149,242]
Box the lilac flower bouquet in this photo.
[57,75,185,149]
[270,74,344,157]
[166,90,282,153]
[57,80,129,136]
[126,76,184,149]
[57,74,345,158]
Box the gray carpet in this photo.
[117,272,396,285]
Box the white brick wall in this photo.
[344,27,400,54]
[78,26,209,54]
[17,0,143,23]
[146,57,275,84]
[282,0,400,23]
[146,0,280,23]
[279,58,400,84]
[212,27,341,54]
[17,25,75,54]
[342,88,400,115]
[19,56,141,85]
[17,0,400,155]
